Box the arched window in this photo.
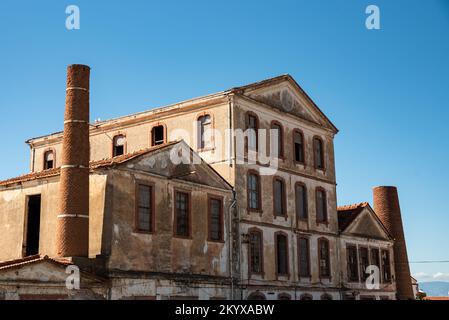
[43,150,55,170]
[300,294,313,301]
[246,112,259,152]
[278,293,291,300]
[321,294,333,300]
[151,125,165,146]
[318,238,331,278]
[313,136,325,169]
[275,232,289,276]
[315,187,327,223]
[247,171,261,211]
[197,114,212,150]
[295,183,308,221]
[273,177,286,217]
[271,121,284,158]
[113,134,126,157]
[293,130,305,163]
[247,292,266,300]
[248,228,263,275]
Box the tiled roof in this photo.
[423,296,449,300]
[0,255,72,271]
[337,202,370,232]
[0,141,179,187]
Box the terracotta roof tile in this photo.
[0,141,179,187]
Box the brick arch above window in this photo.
[150,122,167,146]
[112,133,127,157]
[43,148,56,170]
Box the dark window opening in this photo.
[298,237,310,278]
[151,125,165,146]
[113,135,126,156]
[249,231,263,274]
[175,191,190,237]
[381,250,392,283]
[271,122,283,158]
[25,195,41,256]
[319,239,331,278]
[313,137,325,169]
[209,197,223,241]
[371,249,380,275]
[347,245,359,282]
[316,188,327,223]
[276,233,288,275]
[136,184,153,232]
[294,131,304,163]
[247,114,258,152]
[44,151,54,170]
[359,247,370,281]
[295,184,308,220]
[247,173,260,210]
[198,115,212,149]
[273,178,285,216]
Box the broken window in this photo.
[313,137,325,169]
[381,249,392,282]
[276,233,288,275]
[198,115,212,149]
[43,150,55,170]
[25,195,41,256]
[249,230,263,274]
[151,125,165,146]
[295,183,308,220]
[359,247,370,281]
[298,237,310,278]
[247,113,258,152]
[208,197,223,241]
[371,248,381,276]
[316,188,327,223]
[136,184,153,233]
[175,191,190,237]
[293,130,304,163]
[271,122,283,158]
[347,245,359,282]
[273,178,285,217]
[113,134,126,156]
[319,238,331,278]
[247,172,260,210]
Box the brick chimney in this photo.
[373,186,414,300]
[56,64,90,257]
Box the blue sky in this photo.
[0,1,448,282]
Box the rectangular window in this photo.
[381,250,392,282]
[316,188,327,223]
[294,131,304,163]
[247,173,260,210]
[247,114,258,152]
[208,197,223,241]
[249,231,263,274]
[276,234,288,275]
[295,184,308,220]
[151,125,165,146]
[136,184,153,232]
[359,247,370,281]
[271,123,283,158]
[198,115,212,149]
[274,178,285,216]
[319,239,330,278]
[371,248,380,272]
[347,245,359,282]
[298,237,310,278]
[313,137,324,169]
[175,191,190,237]
[25,195,41,256]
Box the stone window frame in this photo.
[196,112,214,152]
[248,227,264,277]
[297,236,311,279]
[173,188,192,239]
[150,122,167,146]
[43,148,56,170]
[134,180,156,234]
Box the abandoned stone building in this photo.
[0,65,414,300]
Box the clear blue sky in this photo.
[0,0,448,282]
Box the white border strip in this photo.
[66,86,89,92]
[57,214,89,219]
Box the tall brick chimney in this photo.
[373,186,414,300]
[56,64,90,257]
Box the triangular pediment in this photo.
[344,207,391,241]
[239,76,337,132]
[119,141,232,191]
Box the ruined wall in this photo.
[0,174,107,262]
[106,168,232,278]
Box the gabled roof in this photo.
[337,202,393,240]
[0,255,71,271]
[0,140,232,190]
[26,74,337,144]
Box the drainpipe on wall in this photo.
[228,190,237,300]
